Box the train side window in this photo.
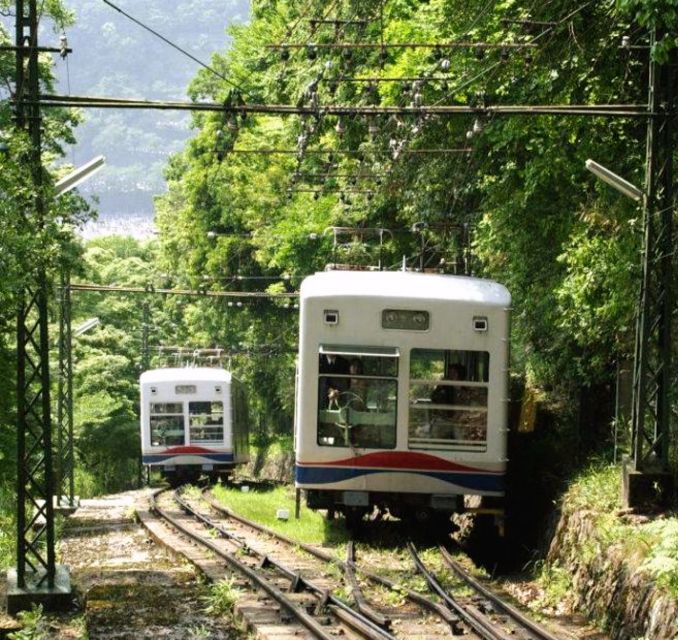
[408,349,489,451]
[150,402,185,447]
[317,346,398,449]
[189,401,224,444]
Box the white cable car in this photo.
[140,367,250,485]
[294,270,511,527]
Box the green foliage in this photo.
[202,578,241,616]
[639,520,678,596]
[616,0,678,61]
[8,605,47,640]
[153,0,670,424]
[562,463,622,514]
[69,237,160,495]
[0,483,15,570]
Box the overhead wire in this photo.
[100,0,245,95]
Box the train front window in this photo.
[317,346,398,449]
[408,349,489,451]
[189,401,224,444]
[150,402,184,447]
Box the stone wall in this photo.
[547,509,678,640]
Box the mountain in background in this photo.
[54,0,249,233]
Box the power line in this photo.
[69,283,299,298]
[101,0,245,94]
[37,94,649,117]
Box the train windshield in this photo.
[150,402,185,447]
[317,346,398,449]
[408,349,489,451]
[189,401,224,444]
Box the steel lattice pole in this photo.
[630,30,675,478]
[57,271,75,508]
[14,0,56,590]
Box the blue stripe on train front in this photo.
[295,465,504,492]
[143,453,235,464]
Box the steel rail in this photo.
[345,541,391,629]
[438,546,562,640]
[172,490,395,640]
[407,542,515,640]
[149,489,340,640]
[202,489,460,628]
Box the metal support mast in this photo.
[8,0,71,613]
[625,30,676,507]
[57,271,76,510]
[141,300,151,373]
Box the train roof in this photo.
[300,271,511,306]
[139,367,232,384]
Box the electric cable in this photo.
[101,0,245,95]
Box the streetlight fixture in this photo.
[73,317,100,337]
[55,155,106,197]
[585,159,643,202]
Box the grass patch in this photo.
[203,577,241,615]
[562,463,620,514]
[212,483,349,547]
[530,559,575,612]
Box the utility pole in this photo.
[8,0,71,614]
[625,30,676,508]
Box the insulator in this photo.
[472,119,483,134]
[621,35,631,49]
[439,58,451,72]
[475,45,484,60]
[335,118,346,136]
[413,92,423,107]
[307,43,317,60]
[280,45,290,61]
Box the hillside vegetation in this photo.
[0,0,677,568]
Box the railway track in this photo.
[139,485,564,640]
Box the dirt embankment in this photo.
[547,509,677,640]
